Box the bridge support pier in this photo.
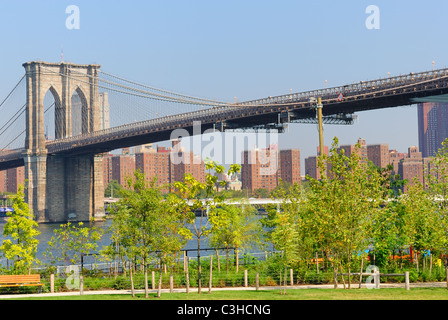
[24,152,48,223]
[25,153,105,223]
[47,154,105,223]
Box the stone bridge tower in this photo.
[23,61,105,223]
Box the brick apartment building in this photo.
[241,145,301,192]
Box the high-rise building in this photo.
[389,149,407,176]
[0,171,7,193]
[103,153,113,187]
[241,145,279,193]
[135,146,171,187]
[367,144,390,168]
[5,167,25,194]
[398,146,424,192]
[418,102,448,158]
[339,138,367,163]
[279,149,301,185]
[171,150,206,184]
[111,153,136,187]
[241,145,300,192]
[305,146,329,180]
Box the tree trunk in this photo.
[339,262,346,289]
[283,264,287,295]
[197,238,202,294]
[157,267,163,298]
[209,255,213,294]
[358,257,364,289]
[185,256,190,294]
[430,254,433,279]
[236,248,239,273]
[216,250,220,272]
[129,261,135,298]
[333,265,338,289]
[144,264,149,299]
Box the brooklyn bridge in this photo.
[1,61,447,223]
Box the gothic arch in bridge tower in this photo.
[22,61,104,223]
[70,86,89,136]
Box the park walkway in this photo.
[0,281,445,299]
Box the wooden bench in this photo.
[0,275,43,293]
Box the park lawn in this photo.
[6,287,448,300]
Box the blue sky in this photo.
[0,0,447,168]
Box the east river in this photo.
[0,217,271,268]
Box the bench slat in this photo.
[0,275,41,285]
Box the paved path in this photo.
[0,282,446,299]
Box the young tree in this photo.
[305,137,384,288]
[424,139,448,264]
[172,161,241,293]
[0,186,40,274]
[115,170,191,298]
[208,202,262,272]
[44,222,103,268]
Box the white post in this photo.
[374,270,380,289]
[50,274,55,293]
[152,271,155,290]
[405,271,410,291]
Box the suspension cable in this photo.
[0,75,25,110]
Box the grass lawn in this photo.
[7,287,448,300]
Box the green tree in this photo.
[424,138,448,265]
[208,202,262,272]
[172,161,241,293]
[305,137,384,288]
[402,179,442,272]
[114,171,191,298]
[105,180,124,198]
[0,186,40,274]
[44,222,103,269]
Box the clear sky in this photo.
[0,0,447,169]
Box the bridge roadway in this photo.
[2,68,448,170]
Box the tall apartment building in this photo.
[389,149,407,176]
[279,149,301,185]
[339,138,368,162]
[398,146,424,191]
[418,102,448,158]
[6,167,25,194]
[111,152,136,187]
[241,146,300,193]
[171,150,206,184]
[367,144,390,168]
[135,146,171,186]
[103,153,113,187]
[305,146,329,180]
[0,171,6,193]
[0,166,25,194]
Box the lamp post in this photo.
[316,97,324,157]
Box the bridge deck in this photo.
[1,68,448,170]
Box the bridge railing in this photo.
[238,68,448,107]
